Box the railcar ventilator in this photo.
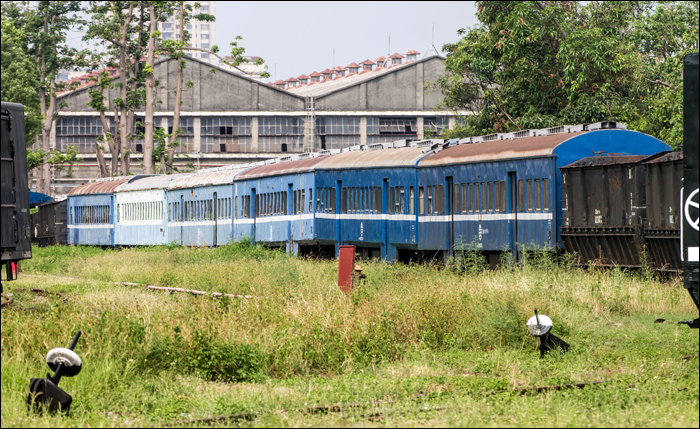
[26,331,82,414]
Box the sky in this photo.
[215,1,480,82]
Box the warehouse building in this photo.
[48,50,463,194]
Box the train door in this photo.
[508,171,519,262]
[212,191,218,247]
[382,178,389,259]
[446,176,454,255]
[110,195,115,246]
[287,183,293,252]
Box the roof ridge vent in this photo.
[96,175,130,182]
[318,148,341,156]
[392,139,412,148]
[278,156,293,162]
[513,129,537,139]
[586,121,626,131]
[264,158,278,165]
[367,142,393,151]
[348,144,364,152]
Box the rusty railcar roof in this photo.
[643,151,683,164]
[562,155,652,169]
[235,156,330,180]
[167,168,248,190]
[419,133,585,166]
[314,147,428,170]
[116,174,181,192]
[68,178,129,195]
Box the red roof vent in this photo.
[389,52,405,65]
[360,59,375,71]
[285,76,299,88]
[309,71,322,82]
[404,49,420,62]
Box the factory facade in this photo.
[49,50,464,194]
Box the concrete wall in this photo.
[315,57,445,112]
[59,57,305,112]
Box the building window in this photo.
[201,33,209,39]
[201,43,209,49]
[315,117,360,150]
[366,117,417,144]
[200,23,209,31]
[201,53,209,59]
[423,117,450,136]
[259,117,303,153]
[56,116,116,153]
[202,117,252,153]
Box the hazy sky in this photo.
[215,1,480,82]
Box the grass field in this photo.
[1,242,698,427]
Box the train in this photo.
[66,122,674,266]
[1,101,32,289]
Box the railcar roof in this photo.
[314,146,428,170]
[116,174,181,191]
[418,133,583,166]
[68,178,129,195]
[562,154,652,169]
[167,168,248,189]
[234,156,330,180]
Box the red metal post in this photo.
[338,245,356,294]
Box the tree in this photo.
[84,0,149,176]
[3,1,84,194]
[433,1,699,148]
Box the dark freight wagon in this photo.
[30,199,68,247]
[1,101,32,284]
[643,152,684,272]
[554,155,651,268]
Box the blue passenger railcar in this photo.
[167,168,245,247]
[114,175,176,246]
[67,177,129,246]
[417,125,671,259]
[233,156,328,252]
[314,144,433,260]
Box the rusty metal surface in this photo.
[644,230,682,272]
[315,147,427,170]
[644,150,683,164]
[67,178,129,195]
[563,154,650,168]
[117,174,181,192]
[561,227,644,268]
[419,133,583,166]
[168,168,248,189]
[235,156,330,180]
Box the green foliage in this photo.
[26,145,78,172]
[435,1,699,148]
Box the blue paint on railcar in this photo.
[417,157,556,255]
[67,194,116,246]
[314,167,420,261]
[113,193,169,245]
[234,172,316,253]
[167,185,232,247]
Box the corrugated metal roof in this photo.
[419,132,584,166]
[167,168,248,189]
[235,156,331,180]
[68,178,129,195]
[116,174,181,191]
[315,146,428,170]
[289,56,443,98]
[562,154,650,169]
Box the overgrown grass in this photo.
[2,243,697,427]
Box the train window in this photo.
[410,187,415,215]
[468,184,473,212]
[454,184,460,214]
[399,187,405,214]
[535,179,541,211]
[438,185,444,214]
[340,188,346,213]
[293,191,297,214]
[500,182,506,212]
[308,188,312,213]
[494,182,500,213]
[375,187,382,214]
[427,186,433,214]
[543,179,549,211]
[330,188,335,213]
[475,184,481,213]
[518,180,525,212]
[354,188,358,212]
[480,183,486,213]
[316,188,321,212]
[461,184,467,213]
[419,187,425,215]
[527,179,533,211]
[389,187,395,214]
[366,188,371,213]
[489,182,494,212]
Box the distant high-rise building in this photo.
[158,1,216,65]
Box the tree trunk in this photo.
[95,145,109,178]
[143,3,157,174]
[168,3,186,173]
